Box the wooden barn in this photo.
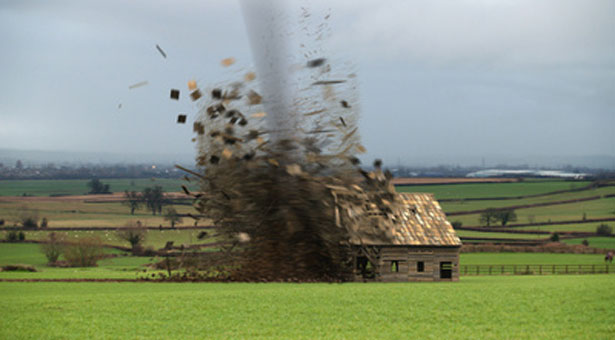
[330,187,461,282]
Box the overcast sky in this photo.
[0,0,613,167]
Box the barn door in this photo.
[440,262,452,279]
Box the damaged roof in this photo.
[333,189,461,247]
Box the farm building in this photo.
[330,187,461,282]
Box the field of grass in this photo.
[396,180,590,200]
[439,185,615,213]
[1,275,614,339]
[517,222,613,233]
[0,178,195,196]
[455,230,547,240]
[4,228,208,249]
[0,200,197,228]
[563,237,615,250]
[1,244,608,280]
[460,252,608,265]
[449,197,615,228]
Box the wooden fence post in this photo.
[539,265,542,275]
[565,265,568,274]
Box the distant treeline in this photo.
[0,163,190,180]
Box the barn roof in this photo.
[330,188,461,247]
[389,193,461,246]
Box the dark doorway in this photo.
[440,262,452,279]
[356,256,375,279]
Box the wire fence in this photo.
[460,264,615,276]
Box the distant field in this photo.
[0,244,608,280]
[0,199,197,228]
[455,230,547,240]
[517,222,614,233]
[0,178,194,196]
[438,185,615,213]
[448,197,615,227]
[460,252,608,265]
[1,276,614,339]
[1,228,207,249]
[563,237,615,250]
[397,180,590,200]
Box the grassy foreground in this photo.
[0,276,614,339]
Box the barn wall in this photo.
[354,246,460,282]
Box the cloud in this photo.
[319,0,614,67]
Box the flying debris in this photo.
[340,100,351,108]
[190,89,202,101]
[128,81,149,89]
[312,80,346,85]
[250,112,267,119]
[307,58,326,68]
[177,114,186,123]
[155,44,167,58]
[247,90,262,105]
[221,57,236,67]
[188,80,197,90]
[244,72,256,82]
[170,89,180,100]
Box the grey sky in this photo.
[0,0,613,167]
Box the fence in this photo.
[460,264,615,276]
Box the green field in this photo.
[438,185,615,213]
[396,180,590,200]
[0,178,194,196]
[448,197,615,228]
[460,252,608,265]
[563,237,615,250]
[1,275,614,339]
[517,222,613,233]
[455,230,547,240]
[0,200,197,228]
[5,228,208,249]
[1,244,609,280]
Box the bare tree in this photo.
[122,190,142,215]
[40,232,64,264]
[479,208,499,227]
[164,208,183,228]
[117,221,148,254]
[142,186,165,215]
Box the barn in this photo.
[330,187,461,282]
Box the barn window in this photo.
[391,261,399,272]
[417,261,425,272]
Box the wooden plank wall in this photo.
[354,246,460,282]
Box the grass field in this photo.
[438,185,615,213]
[563,237,615,250]
[517,222,614,233]
[1,275,614,339]
[6,228,208,248]
[0,178,194,197]
[1,244,609,280]
[448,197,615,227]
[455,230,547,240]
[0,200,197,228]
[396,180,591,200]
